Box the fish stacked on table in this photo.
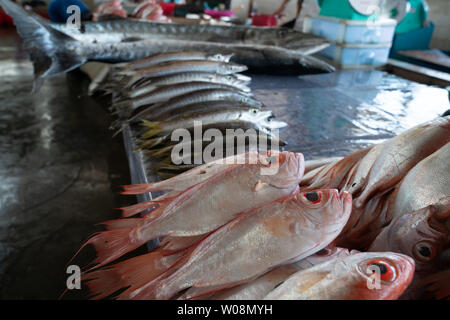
[70,150,418,300]
[94,51,288,177]
[299,116,450,299]
[0,0,334,92]
[78,116,448,300]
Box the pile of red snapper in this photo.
[73,116,449,300]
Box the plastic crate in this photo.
[304,15,396,45]
[318,42,391,68]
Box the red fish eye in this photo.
[304,192,321,204]
[315,248,329,256]
[413,241,436,262]
[366,260,396,282]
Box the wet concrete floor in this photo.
[0,29,135,299]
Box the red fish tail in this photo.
[83,228,147,271]
[122,270,183,300]
[120,183,161,195]
[100,218,142,230]
[83,249,181,300]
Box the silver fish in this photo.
[139,109,286,138]
[137,121,287,150]
[126,89,264,123]
[0,0,334,91]
[120,60,248,80]
[48,17,329,53]
[125,51,233,70]
[150,100,258,122]
[112,82,252,113]
[124,73,251,99]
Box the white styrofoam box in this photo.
[317,42,392,68]
[304,15,397,45]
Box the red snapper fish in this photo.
[184,247,357,300]
[263,252,415,300]
[369,205,450,299]
[386,142,450,223]
[120,189,352,299]
[76,151,305,269]
[350,116,450,208]
[301,147,372,191]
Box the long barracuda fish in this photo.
[0,0,334,91]
[48,17,329,54]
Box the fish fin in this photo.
[140,120,163,139]
[118,198,172,218]
[120,179,181,195]
[81,228,147,271]
[135,135,167,150]
[120,183,163,195]
[99,218,142,230]
[83,249,179,300]
[0,0,87,91]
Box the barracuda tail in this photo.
[0,0,86,91]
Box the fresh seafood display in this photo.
[3,0,444,300]
[0,0,334,91]
[70,114,449,300]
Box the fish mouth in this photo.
[233,74,252,83]
[266,152,304,188]
[263,116,288,130]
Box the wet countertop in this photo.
[0,29,449,299]
[250,71,449,158]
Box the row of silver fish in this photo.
[93,50,288,177]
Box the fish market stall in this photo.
[0,0,449,302]
[116,66,449,275]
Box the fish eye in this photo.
[304,191,321,204]
[278,30,287,37]
[241,97,248,102]
[250,108,258,114]
[315,248,330,256]
[366,260,396,282]
[413,241,436,262]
